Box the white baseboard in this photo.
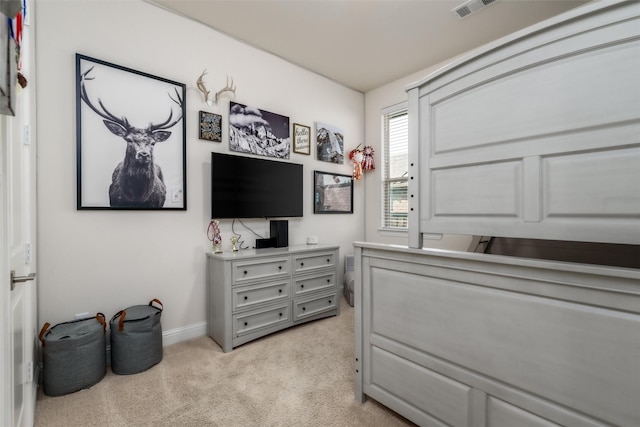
[162,321,208,346]
[106,321,208,356]
[105,322,209,368]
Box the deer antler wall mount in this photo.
[196,69,237,105]
[196,70,211,105]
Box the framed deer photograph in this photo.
[75,54,187,210]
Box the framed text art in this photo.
[313,171,353,214]
[293,123,311,155]
[199,110,222,142]
[76,54,187,210]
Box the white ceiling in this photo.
[147,0,590,93]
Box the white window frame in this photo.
[380,102,408,231]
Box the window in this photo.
[381,103,408,229]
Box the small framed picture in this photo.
[199,111,222,142]
[313,171,353,214]
[316,121,344,164]
[293,123,311,155]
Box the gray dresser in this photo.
[207,244,339,352]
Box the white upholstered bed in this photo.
[354,1,640,426]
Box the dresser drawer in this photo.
[293,292,337,322]
[293,251,336,274]
[233,280,290,312]
[233,257,290,285]
[233,303,290,337]
[293,272,336,296]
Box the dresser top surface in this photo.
[206,244,339,261]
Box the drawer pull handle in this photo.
[244,322,248,326]
[301,262,304,267]
[279,312,283,317]
[302,307,306,311]
[301,284,304,289]
[244,296,248,300]
[327,279,330,283]
[328,300,332,304]
[279,289,282,293]
[243,270,248,275]
[327,259,330,263]
[278,266,282,270]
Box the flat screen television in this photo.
[211,152,304,219]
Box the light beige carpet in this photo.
[35,298,415,426]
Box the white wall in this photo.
[363,63,473,251]
[35,0,364,338]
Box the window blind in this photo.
[382,104,408,229]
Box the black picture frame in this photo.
[313,171,353,214]
[199,110,222,142]
[76,54,187,210]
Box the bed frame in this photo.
[355,1,640,425]
[405,0,639,248]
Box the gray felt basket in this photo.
[110,299,163,375]
[39,313,107,397]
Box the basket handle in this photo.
[118,311,127,332]
[149,298,163,311]
[38,322,51,347]
[96,312,106,333]
[110,310,126,332]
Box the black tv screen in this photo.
[211,152,304,219]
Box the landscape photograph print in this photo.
[229,101,290,159]
[76,54,187,210]
[316,121,344,164]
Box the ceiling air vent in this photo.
[452,0,496,19]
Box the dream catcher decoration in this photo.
[362,145,375,171]
[349,144,375,180]
[207,219,222,253]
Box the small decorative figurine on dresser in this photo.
[230,236,239,252]
[207,219,222,253]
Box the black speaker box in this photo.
[270,220,288,248]
[255,238,276,249]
